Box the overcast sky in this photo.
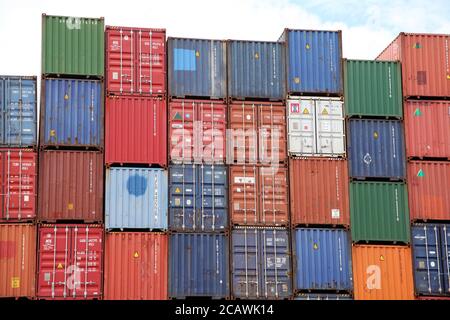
[0,0,448,76]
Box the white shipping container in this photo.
[287,97,345,157]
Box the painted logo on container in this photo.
[127,175,148,197]
[366,265,381,290]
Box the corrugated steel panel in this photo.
[169,164,227,232]
[350,181,410,243]
[105,96,167,166]
[169,233,229,298]
[37,224,103,299]
[230,165,289,226]
[377,33,450,98]
[352,245,415,300]
[0,224,36,298]
[287,97,345,157]
[104,232,168,300]
[169,99,226,164]
[408,161,450,221]
[105,26,166,96]
[228,40,285,100]
[168,38,226,99]
[0,76,37,147]
[344,60,403,118]
[411,224,450,296]
[231,227,292,299]
[295,293,353,300]
[41,14,104,77]
[38,151,104,222]
[294,228,353,292]
[280,29,343,95]
[404,100,450,159]
[348,119,406,179]
[41,78,103,149]
[228,101,287,164]
[105,167,168,230]
[0,149,37,221]
[289,158,349,226]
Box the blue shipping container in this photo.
[231,227,292,299]
[0,76,37,147]
[105,167,168,230]
[169,233,229,298]
[295,293,353,300]
[280,29,343,95]
[42,78,103,148]
[294,228,353,292]
[348,119,405,179]
[168,38,227,99]
[228,41,285,100]
[169,164,227,232]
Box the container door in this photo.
[169,165,196,231]
[259,104,286,164]
[316,99,345,156]
[441,225,450,294]
[198,102,226,164]
[228,103,258,164]
[169,101,195,163]
[412,225,444,295]
[107,28,135,94]
[230,166,258,225]
[287,99,315,156]
[136,29,165,95]
[259,167,289,225]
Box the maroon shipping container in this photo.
[228,101,287,164]
[0,149,37,221]
[37,224,103,300]
[169,99,226,164]
[377,33,450,98]
[38,151,104,222]
[105,26,166,96]
[105,96,167,167]
[408,161,450,221]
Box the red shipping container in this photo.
[228,101,287,164]
[104,232,168,300]
[0,224,36,298]
[38,151,104,222]
[377,33,450,98]
[230,165,289,226]
[289,158,350,227]
[0,149,37,221]
[169,99,226,164]
[105,96,167,167]
[408,161,450,221]
[37,224,103,300]
[105,26,166,96]
[404,100,450,159]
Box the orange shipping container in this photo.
[352,245,414,300]
[407,161,450,221]
[229,165,289,226]
[0,224,36,298]
[104,232,168,300]
[289,158,350,227]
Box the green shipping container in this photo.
[42,14,104,77]
[344,60,403,118]
[350,181,410,244]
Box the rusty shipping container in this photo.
[104,232,168,300]
[228,101,287,165]
[289,158,349,227]
[352,245,415,300]
[230,165,289,226]
[38,150,104,222]
[169,99,227,164]
[0,149,37,222]
[105,96,167,167]
[404,100,450,159]
[377,33,450,98]
[408,161,450,221]
[105,26,166,96]
[37,224,103,300]
[0,224,36,298]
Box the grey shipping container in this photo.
[228,40,285,100]
[168,38,226,99]
[231,227,292,299]
[169,233,229,298]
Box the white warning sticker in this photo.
[112,72,119,80]
[24,195,29,202]
[332,209,340,219]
